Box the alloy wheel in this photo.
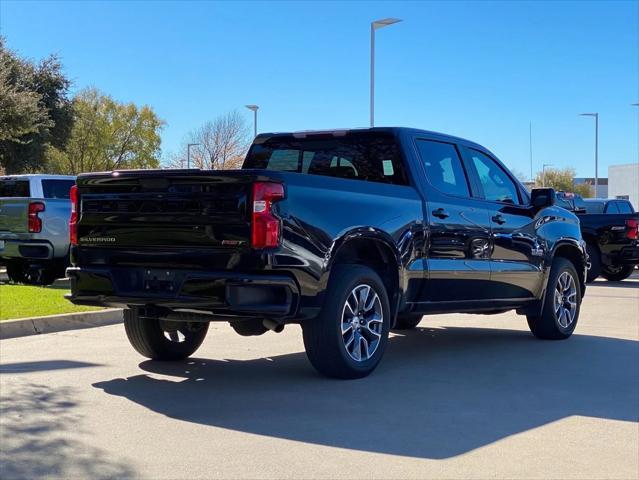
[554,271,577,328]
[340,284,384,362]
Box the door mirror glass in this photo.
[531,188,556,209]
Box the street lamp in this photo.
[370,17,402,127]
[529,122,534,182]
[542,163,553,187]
[633,103,639,163]
[187,143,200,169]
[245,105,259,138]
[579,112,599,197]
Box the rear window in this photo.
[583,201,605,214]
[617,201,634,214]
[243,133,409,185]
[42,179,75,199]
[0,180,30,197]
[605,202,620,214]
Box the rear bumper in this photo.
[605,245,639,266]
[65,266,299,319]
[0,239,54,261]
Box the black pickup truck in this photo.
[67,128,587,378]
[556,193,639,282]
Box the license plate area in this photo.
[143,269,177,293]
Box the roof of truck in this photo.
[255,127,487,150]
[0,174,76,180]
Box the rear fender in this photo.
[323,228,404,324]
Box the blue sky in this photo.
[1,0,637,179]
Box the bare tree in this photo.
[167,110,251,170]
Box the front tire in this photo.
[124,308,209,360]
[302,265,390,379]
[600,264,634,282]
[527,257,581,340]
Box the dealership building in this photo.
[608,163,639,209]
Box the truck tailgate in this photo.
[0,199,28,234]
[76,170,256,250]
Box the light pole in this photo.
[370,18,402,127]
[633,103,639,163]
[529,122,533,182]
[187,143,200,169]
[542,163,553,187]
[579,112,599,197]
[245,105,259,138]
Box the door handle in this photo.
[492,214,506,225]
[432,208,449,219]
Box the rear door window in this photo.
[244,133,409,185]
[42,179,76,199]
[414,140,470,197]
[0,180,30,197]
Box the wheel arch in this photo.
[325,229,402,326]
[551,241,587,295]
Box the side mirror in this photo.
[531,188,556,209]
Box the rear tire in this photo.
[6,262,27,284]
[302,265,390,379]
[393,313,423,330]
[585,243,600,283]
[527,257,581,340]
[600,264,634,282]
[5,262,56,285]
[124,308,209,360]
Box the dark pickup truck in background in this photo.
[556,193,638,282]
[67,128,587,378]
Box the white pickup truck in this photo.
[0,174,76,284]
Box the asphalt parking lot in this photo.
[1,277,638,480]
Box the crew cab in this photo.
[556,193,638,282]
[67,128,587,378]
[1,174,76,284]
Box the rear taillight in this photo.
[28,202,45,233]
[69,185,78,245]
[626,218,638,240]
[251,182,284,249]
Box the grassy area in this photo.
[0,283,101,320]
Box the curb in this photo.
[0,308,123,340]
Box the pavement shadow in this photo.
[591,280,639,289]
[0,382,134,479]
[0,360,101,374]
[93,326,639,459]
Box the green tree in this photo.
[534,167,593,198]
[0,37,73,173]
[49,88,164,174]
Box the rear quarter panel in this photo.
[270,172,424,308]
